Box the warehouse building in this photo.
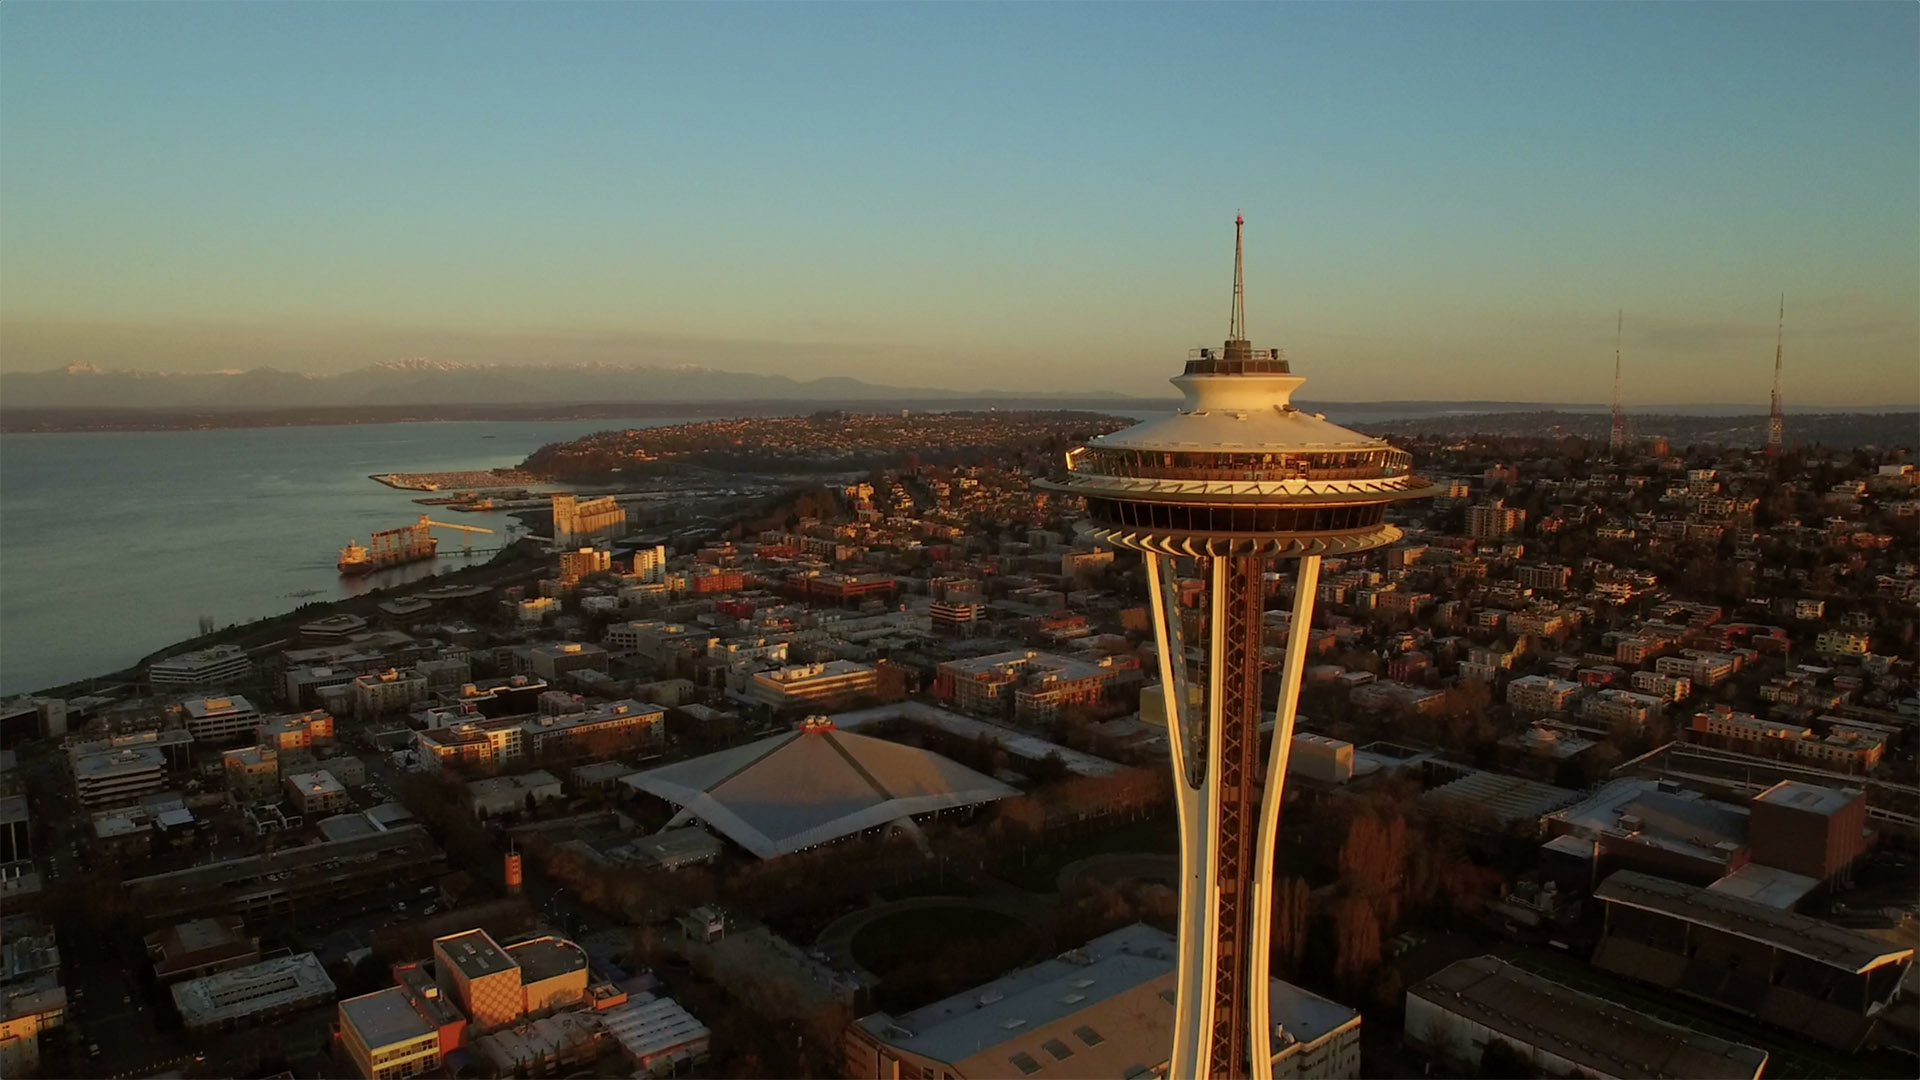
[1591,870,1913,1050]
[1405,955,1766,1079]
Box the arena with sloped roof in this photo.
[620,718,1018,859]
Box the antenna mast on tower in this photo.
[1228,212,1246,342]
[1767,294,1785,459]
[1609,310,1626,458]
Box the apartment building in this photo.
[1506,675,1582,715]
[352,669,429,718]
[1629,670,1691,702]
[1468,501,1526,540]
[1816,630,1871,658]
[1580,688,1663,729]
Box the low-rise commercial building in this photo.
[747,660,879,710]
[847,923,1360,1080]
[72,745,167,807]
[466,772,564,818]
[284,770,350,816]
[146,916,261,983]
[523,642,609,683]
[169,952,335,1031]
[125,826,444,926]
[433,930,522,1031]
[1405,955,1766,1079]
[181,695,263,742]
[338,986,444,1080]
[1748,781,1870,882]
[148,645,252,689]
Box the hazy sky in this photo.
[2,2,1914,404]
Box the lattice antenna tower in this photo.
[1609,310,1626,458]
[1767,294,1785,459]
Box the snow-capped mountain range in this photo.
[1,359,1103,408]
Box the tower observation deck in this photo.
[1038,217,1435,1080]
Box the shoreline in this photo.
[8,541,550,699]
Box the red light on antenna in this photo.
[1235,213,1243,225]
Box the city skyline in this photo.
[3,3,1916,404]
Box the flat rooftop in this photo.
[339,986,435,1049]
[1705,863,1820,910]
[861,923,1179,1066]
[1754,780,1858,817]
[183,695,257,719]
[601,994,710,1065]
[1596,870,1914,973]
[170,952,335,1027]
[437,929,516,981]
[505,936,587,984]
[286,770,345,796]
[126,825,437,898]
[74,746,166,780]
[1412,955,1767,1078]
[1421,769,1580,825]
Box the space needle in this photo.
[1039,217,1435,1079]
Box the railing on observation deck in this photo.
[1184,346,1290,375]
[1064,446,1411,484]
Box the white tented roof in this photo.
[621,724,1016,859]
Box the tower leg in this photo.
[1147,554,1211,1080]
[1248,554,1320,1080]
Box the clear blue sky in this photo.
[3,2,1914,404]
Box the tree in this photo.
[1270,876,1311,977]
[1330,894,1382,992]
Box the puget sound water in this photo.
[0,419,689,695]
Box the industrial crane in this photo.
[421,516,495,551]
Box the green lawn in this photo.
[851,906,1027,976]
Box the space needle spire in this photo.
[1041,219,1436,1079]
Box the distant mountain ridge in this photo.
[1,360,1138,409]
[1,361,1907,414]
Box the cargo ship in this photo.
[338,515,440,575]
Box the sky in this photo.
[2,2,1915,405]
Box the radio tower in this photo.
[1040,218,1435,1079]
[1767,294,1785,459]
[1609,309,1626,458]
